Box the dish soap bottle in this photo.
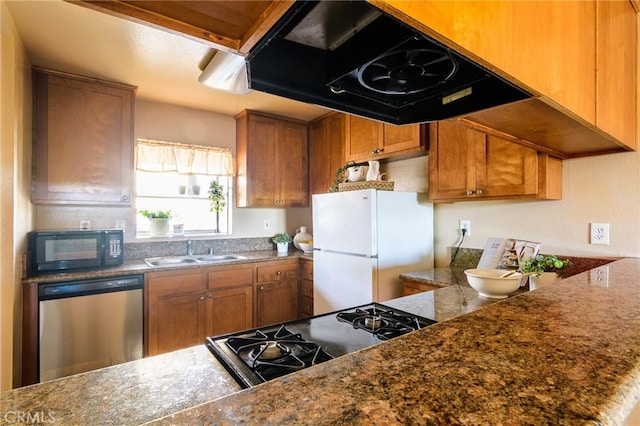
[293,226,313,251]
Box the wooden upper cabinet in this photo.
[596,0,637,149]
[378,1,597,124]
[345,115,424,162]
[309,113,346,196]
[32,68,136,205]
[72,1,293,55]
[429,121,562,202]
[236,110,309,207]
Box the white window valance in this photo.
[136,139,235,176]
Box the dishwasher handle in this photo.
[38,275,143,301]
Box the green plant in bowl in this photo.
[520,254,571,278]
[272,232,293,244]
[139,210,172,219]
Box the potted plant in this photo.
[208,180,226,232]
[139,210,172,237]
[520,254,571,289]
[272,232,292,253]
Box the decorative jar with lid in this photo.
[293,226,313,251]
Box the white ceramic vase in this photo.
[149,218,170,237]
[293,226,313,251]
[529,272,558,290]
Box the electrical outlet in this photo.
[590,223,610,245]
[264,219,271,230]
[79,220,91,230]
[115,220,126,233]
[459,220,471,236]
[589,266,609,287]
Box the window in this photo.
[135,139,234,237]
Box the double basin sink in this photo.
[144,254,248,267]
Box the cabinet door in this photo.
[479,135,538,198]
[345,115,383,161]
[309,113,346,196]
[245,113,279,206]
[596,0,637,149]
[146,271,205,355]
[207,286,253,336]
[32,68,135,205]
[299,259,314,317]
[256,280,298,327]
[153,292,206,355]
[309,119,328,196]
[277,120,308,206]
[382,124,422,155]
[428,121,483,200]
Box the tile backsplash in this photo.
[124,237,273,260]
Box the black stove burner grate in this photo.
[225,325,333,383]
[336,305,436,340]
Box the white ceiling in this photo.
[5,0,329,122]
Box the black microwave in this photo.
[27,229,124,275]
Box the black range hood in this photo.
[246,0,532,125]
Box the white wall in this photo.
[35,99,312,240]
[1,0,33,390]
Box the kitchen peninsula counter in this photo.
[4,258,639,425]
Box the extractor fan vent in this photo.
[356,48,458,95]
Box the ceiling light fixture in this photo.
[198,50,251,95]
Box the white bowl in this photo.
[299,242,313,253]
[464,269,524,299]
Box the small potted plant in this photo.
[208,180,226,233]
[272,232,292,254]
[520,254,571,289]
[139,210,172,237]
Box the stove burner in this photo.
[252,341,288,360]
[224,325,334,383]
[337,305,436,340]
[363,315,383,330]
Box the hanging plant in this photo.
[208,180,226,232]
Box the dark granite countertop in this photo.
[22,250,313,284]
[5,258,639,425]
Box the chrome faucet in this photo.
[187,239,194,256]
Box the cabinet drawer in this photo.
[257,262,298,283]
[300,261,313,280]
[146,271,204,296]
[301,296,314,316]
[208,266,253,289]
[300,279,313,298]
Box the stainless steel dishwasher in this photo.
[38,275,143,382]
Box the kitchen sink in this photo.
[144,254,248,267]
[195,255,248,262]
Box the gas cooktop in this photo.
[206,303,436,388]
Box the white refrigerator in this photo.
[312,189,434,315]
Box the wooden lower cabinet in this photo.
[146,270,206,356]
[299,258,314,317]
[402,280,439,296]
[146,260,303,355]
[207,266,254,336]
[146,264,254,356]
[256,260,299,327]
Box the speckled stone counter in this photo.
[22,250,312,284]
[0,346,240,424]
[6,258,639,425]
[147,258,640,425]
